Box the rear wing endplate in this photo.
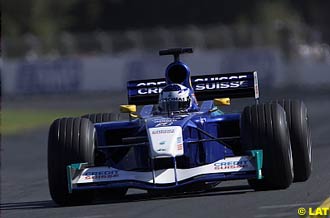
[127,71,259,105]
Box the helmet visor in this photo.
[159,98,191,112]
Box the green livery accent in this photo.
[66,165,73,193]
[71,163,88,170]
[248,150,263,180]
[66,162,88,193]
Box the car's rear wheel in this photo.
[275,99,312,182]
[241,103,293,190]
[81,113,119,123]
[48,118,95,206]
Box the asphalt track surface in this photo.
[1,90,330,218]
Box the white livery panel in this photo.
[147,126,184,158]
[74,156,256,185]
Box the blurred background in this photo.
[2,3,330,217]
[2,0,330,134]
[0,0,330,218]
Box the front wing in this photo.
[67,150,263,193]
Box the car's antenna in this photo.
[159,47,193,62]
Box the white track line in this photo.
[259,202,322,209]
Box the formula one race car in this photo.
[48,48,312,206]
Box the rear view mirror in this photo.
[120,105,137,113]
[214,98,231,106]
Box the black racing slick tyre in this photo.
[82,113,119,123]
[48,118,95,206]
[241,103,294,190]
[276,99,312,182]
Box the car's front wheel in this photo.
[48,117,95,206]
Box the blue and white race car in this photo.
[48,48,312,206]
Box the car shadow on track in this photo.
[0,200,57,210]
[94,184,253,205]
[0,185,253,210]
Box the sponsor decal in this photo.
[177,136,183,151]
[157,148,166,152]
[137,81,166,95]
[151,116,185,126]
[152,117,180,123]
[160,97,189,102]
[151,129,175,135]
[193,75,248,82]
[135,75,250,95]
[155,121,173,127]
[214,160,249,170]
[83,170,119,180]
[194,75,248,91]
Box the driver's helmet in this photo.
[158,83,192,113]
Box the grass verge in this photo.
[1,109,87,136]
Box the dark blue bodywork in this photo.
[94,105,241,170]
[93,54,248,171]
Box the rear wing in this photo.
[127,71,259,105]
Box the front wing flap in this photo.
[67,150,263,193]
